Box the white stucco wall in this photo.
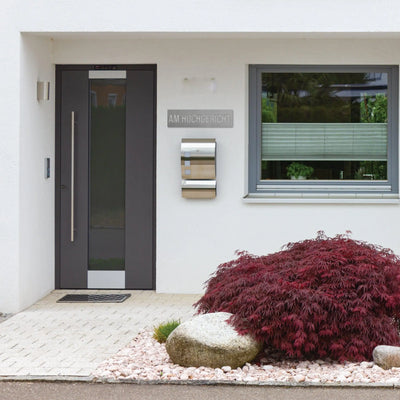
[0,5,20,312]
[53,38,400,294]
[3,0,400,311]
[10,0,400,34]
[19,35,55,310]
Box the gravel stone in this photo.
[294,375,306,382]
[94,330,400,384]
[262,365,274,371]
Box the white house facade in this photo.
[2,0,400,312]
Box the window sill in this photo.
[243,193,400,204]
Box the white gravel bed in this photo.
[94,330,400,384]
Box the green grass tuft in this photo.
[153,320,181,343]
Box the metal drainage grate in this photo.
[57,294,131,303]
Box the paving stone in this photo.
[0,290,199,376]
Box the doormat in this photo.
[57,294,131,303]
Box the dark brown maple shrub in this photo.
[195,232,400,361]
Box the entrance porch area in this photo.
[0,291,199,376]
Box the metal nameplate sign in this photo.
[168,110,233,128]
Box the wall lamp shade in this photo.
[37,81,50,101]
[182,77,217,92]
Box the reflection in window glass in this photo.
[261,72,388,180]
[89,79,126,271]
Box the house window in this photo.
[108,93,118,107]
[248,65,399,197]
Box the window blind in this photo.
[261,123,387,161]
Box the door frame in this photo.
[55,64,157,290]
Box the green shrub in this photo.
[153,320,181,343]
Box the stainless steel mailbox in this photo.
[181,139,216,199]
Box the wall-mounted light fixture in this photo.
[37,81,50,101]
[209,78,216,93]
[182,77,216,93]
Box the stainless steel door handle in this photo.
[70,111,75,242]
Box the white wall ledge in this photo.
[243,194,400,204]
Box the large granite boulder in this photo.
[373,345,400,369]
[165,312,262,368]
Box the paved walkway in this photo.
[0,290,200,376]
